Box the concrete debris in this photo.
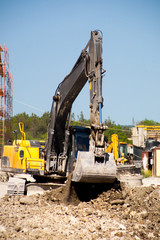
[19,196,37,205]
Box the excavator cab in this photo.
[65,126,90,175]
[119,142,128,159]
[71,126,90,159]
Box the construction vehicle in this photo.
[105,133,138,176]
[43,30,116,183]
[1,122,45,175]
[106,134,134,164]
[106,134,119,163]
[119,142,134,163]
[1,30,117,187]
[106,134,127,164]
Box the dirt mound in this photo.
[43,174,81,205]
[43,177,120,205]
[92,185,160,239]
[0,178,160,239]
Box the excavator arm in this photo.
[46,49,88,170]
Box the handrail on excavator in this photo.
[19,122,26,146]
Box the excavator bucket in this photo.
[72,151,117,183]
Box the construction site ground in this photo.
[0,171,160,240]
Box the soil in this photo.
[0,173,160,240]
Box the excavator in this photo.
[1,31,117,191]
[1,122,45,175]
[44,30,116,183]
[106,133,135,165]
[106,134,128,165]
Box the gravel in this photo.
[0,174,160,240]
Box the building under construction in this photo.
[0,45,13,157]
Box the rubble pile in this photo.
[0,176,160,240]
[0,172,11,182]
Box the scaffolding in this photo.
[0,45,13,156]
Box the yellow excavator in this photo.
[1,122,45,175]
[106,134,128,165]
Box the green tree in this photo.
[12,112,50,140]
[71,113,75,121]
[104,117,131,143]
[138,119,160,125]
[78,111,85,122]
[13,112,160,144]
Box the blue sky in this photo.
[0,0,160,125]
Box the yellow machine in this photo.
[106,134,128,165]
[106,134,119,162]
[1,122,45,175]
[118,142,128,164]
